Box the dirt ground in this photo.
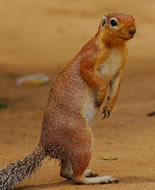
[0,0,155,190]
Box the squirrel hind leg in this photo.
[60,162,97,180]
[60,147,92,180]
[70,150,118,185]
[60,161,98,180]
[60,159,73,180]
[60,147,118,184]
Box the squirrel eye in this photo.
[110,18,118,27]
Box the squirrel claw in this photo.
[102,106,111,119]
[95,101,102,108]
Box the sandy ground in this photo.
[0,0,155,190]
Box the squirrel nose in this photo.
[129,28,136,35]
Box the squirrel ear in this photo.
[98,16,107,30]
[101,16,107,28]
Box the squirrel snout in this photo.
[129,28,136,35]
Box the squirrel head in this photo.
[98,13,136,45]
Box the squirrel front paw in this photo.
[95,90,106,108]
[102,104,112,119]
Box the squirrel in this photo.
[0,13,136,189]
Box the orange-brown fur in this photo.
[0,13,136,189]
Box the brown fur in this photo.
[0,13,136,189]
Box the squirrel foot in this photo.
[98,176,119,184]
[73,175,119,184]
[84,169,98,177]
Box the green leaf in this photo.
[101,156,118,160]
[0,103,8,109]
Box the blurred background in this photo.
[0,0,155,189]
[0,0,154,111]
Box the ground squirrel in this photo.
[0,13,136,189]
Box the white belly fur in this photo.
[99,48,122,79]
[83,86,97,127]
[82,48,122,127]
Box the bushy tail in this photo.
[0,146,46,190]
